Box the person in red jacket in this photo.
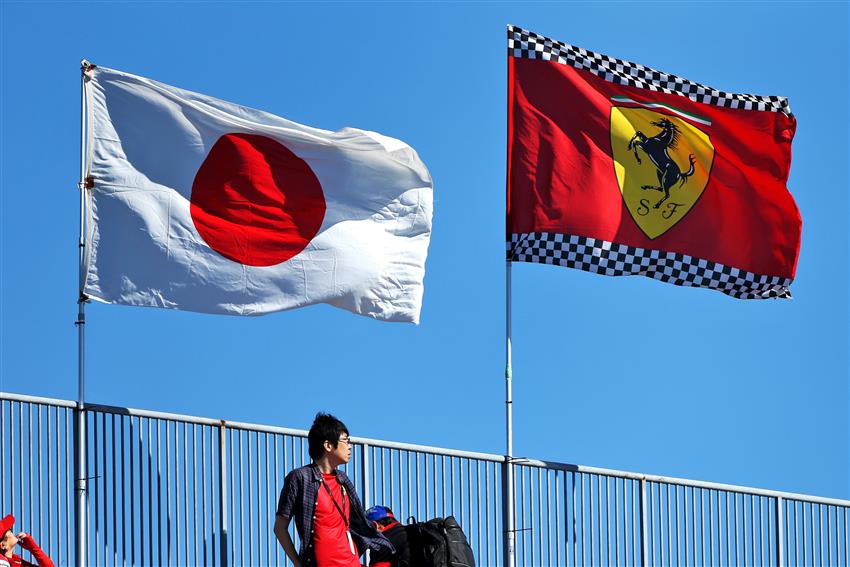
[365,506,409,567]
[0,515,54,567]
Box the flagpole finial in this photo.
[80,60,96,76]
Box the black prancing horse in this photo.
[627,118,696,209]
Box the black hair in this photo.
[0,530,11,552]
[308,412,349,461]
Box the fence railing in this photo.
[1,392,848,566]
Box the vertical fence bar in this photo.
[433,455,438,525]
[247,431,253,566]
[624,478,629,567]
[214,429,220,567]
[787,500,793,567]
[675,485,680,567]
[580,473,586,567]
[827,505,833,567]
[118,415,125,567]
[809,501,815,567]
[0,402,4,515]
[233,429,239,567]
[65,408,71,566]
[28,407,34,553]
[146,419,153,566]
[219,422,229,567]
[486,462,492,566]
[596,474,602,567]
[102,413,108,566]
[478,462,484,566]
[717,490,723,567]
[650,481,655,567]
[156,420,163,566]
[699,488,704,567]
[191,424,199,566]
[708,490,714,565]
[44,408,51,556]
[465,459,472,561]
[606,477,611,567]
[183,422,190,567]
[684,486,690,566]
[760,496,766,566]
[813,503,820,566]
[165,420,171,567]
[739,493,745,567]
[174,420,181,567]
[111,414,118,567]
[369,447,380,510]
[10,403,16,525]
[263,433,269,567]
[361,444,372,567]
[724,491,729,567]
[537,468,543,567]
[275,433,280,567]
[361,442,370,509]
[37,408,42,559]
[501,459,512,567]
[18,406,23,538]
[776,496,784,567]
[234,429,242,565]
[92,412,98,567]
[640,478,648,567]
[56,408,63,565]
[666,483,672,567]
[573,473,578,567]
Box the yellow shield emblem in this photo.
[611,106,714,239]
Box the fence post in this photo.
[360,442,371,567]
[640,477,648,567]
[502,459,514,567]
[361,442,370,508]
[74,404,86,567]
[218,421,228,567]
[775,496,784,567]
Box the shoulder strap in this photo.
[320,477,349,528]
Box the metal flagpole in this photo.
[75,59,92,567]
[503,30,518,567]
[504,260,516,567]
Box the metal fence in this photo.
[1,392,848,566]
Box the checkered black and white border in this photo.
[508,233,792,299]
[508,25,792,116]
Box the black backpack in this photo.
[404,515,476,567]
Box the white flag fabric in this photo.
[82,65,433,323]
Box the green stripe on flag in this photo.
[611,96,712,126]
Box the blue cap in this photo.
[365,505,394,523]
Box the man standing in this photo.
[274,413,393,567]
[0,515,54,567]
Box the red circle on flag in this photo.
[190,133,326,267]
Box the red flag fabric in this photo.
[507,26,801,299]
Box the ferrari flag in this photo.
[82,64,433,322]
[507,26,801,299]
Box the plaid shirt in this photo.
[276,464,393,566]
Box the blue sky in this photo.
[1,2,847,502]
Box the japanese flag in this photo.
[82,64,433,323]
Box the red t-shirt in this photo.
[314,472,360,567]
